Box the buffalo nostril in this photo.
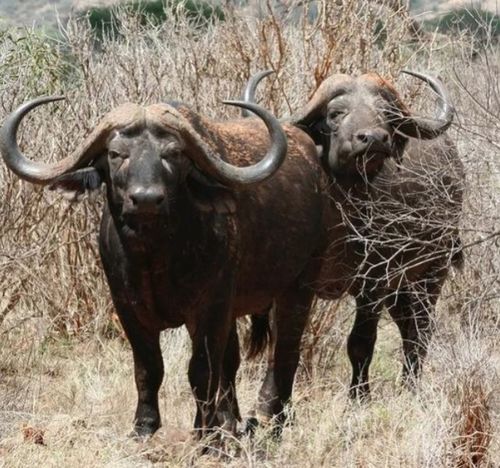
[354,130,390,146]
[130,193,139,206]
[129,189,165,208]
[356,132,370,144]
[152,193,165,206]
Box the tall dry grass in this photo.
[0,1,498,466]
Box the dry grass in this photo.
[0,1,499,466]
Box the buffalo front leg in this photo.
[255,285,314,431]
[117,316,164,437]
[347,294,383,400]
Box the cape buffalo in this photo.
[0,97,332,437]
[244,70,464,400]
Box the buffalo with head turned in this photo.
[0,96,332,437]
[244,70,464,401]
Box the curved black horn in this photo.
[0,96,131,185]
[398,70,454,139]
[183,100,287,187]
[0,96,70,184]
[241,70,275,117]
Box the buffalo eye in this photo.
[162,142,182,158]
[108,150,128,160]
[161,148,181,160]
[328,110,344,121]
[160,145,182,170]
[160,149,180,175]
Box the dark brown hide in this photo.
[243,71,463,404]
[0,99,332,438]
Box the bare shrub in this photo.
[0,1,498,465]
[451,378,492,467]
[0,0,417,338]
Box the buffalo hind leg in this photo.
[347,294,383,400]
[254,285,314,434]
[217,321,241,434]
[388,284,438,389]
[187,296,233,438]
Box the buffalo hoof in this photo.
[195,428,236,457]
[240,416,259,437]
[239,412,287,439]
[348,383,371,402]
[217,410,239,436]
[401,371,420,393]
[129,420,160,440]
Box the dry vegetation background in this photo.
[0,0,499,466]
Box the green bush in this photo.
[424,8,500,42]
[83,0,225,39]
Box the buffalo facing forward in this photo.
[245,70,464,400]
[0,98,330,436]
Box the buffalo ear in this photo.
[296,119,326,146]
[49,167,103,200]
[298,119,330,166]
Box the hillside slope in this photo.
[1,0,498,27]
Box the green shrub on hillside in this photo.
[424,8,500,42]
[83,0,225,39]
